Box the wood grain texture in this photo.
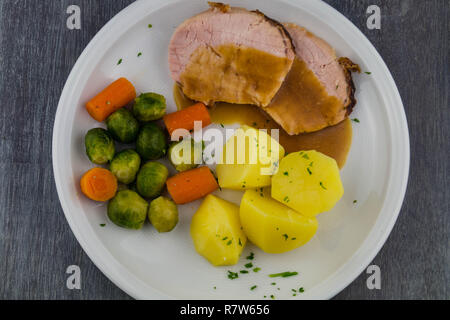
[0,0,448,300]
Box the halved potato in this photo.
[240,189,318,254]
[272,150,343,217]
[216,125,285,190]
[190,195,247,266]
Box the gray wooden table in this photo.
[0,0,448,300]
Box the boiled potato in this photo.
[216,126,285,190]
[272,150,343,217]
[190,195,247,266]
[240,189,318,254]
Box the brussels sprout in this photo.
[148,196,179,232]
[136,123,167,160]
[85,128,115,164]
[107,190,148,229]
[110,149,141,184]
[136,161,169,199]
[132,92,166,122]
[106,108,139,143]
[168,139,204,172]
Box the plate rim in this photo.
[52,0,410,300]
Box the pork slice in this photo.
[168,3,295,107]
[264,23,360,134]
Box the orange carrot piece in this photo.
[166,166,218,204]
[80,168,118,202]
[86,77,136,122]
[163,103,211,137]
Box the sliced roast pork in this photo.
[168,2,295,107]
[264,24,360,134]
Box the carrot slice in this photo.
[86,78,136,122]
[166,166,218,204]
[80,168,118,202]
[163,103,211,137]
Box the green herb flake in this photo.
[307,168,312,175]
[352,118,360,123]
[302,153,310,160]
[253,267,261,273]
[227,271,239,280]
[238,238,242,247]
[148,24,153,28]
[282,234,288,241]
[100,224,106,227]
[240,270,249,274]
[365,71,371,75]
[137,52,142,57]
[117,58,123,65]
[270,295,275,300]
[269,271,299,278]
[220,123,225,128]
[213,286,216,290]
[320,182,327,190]
[299,287,305,293]
[222,236,228,241]
[283,196,290,203]
[353,200,357,204]
[291,237,297,241]
[245,263,253,269]
[246,252,255,260]
[227,240,232,246]
[271,282,276,286]
[250,285,257,291]
[283,171,289,176]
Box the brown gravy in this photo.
[264,58,346,135]
[173,84,352,168]
[179,45,292,107]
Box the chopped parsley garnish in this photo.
[353,200,357,204]
[270,295,275,299]
[227,271,239,280]
[213,286,216,290]
[137,52,142,57]
[246,252,254,260]
[282,234,288,241]
[283,196,290,203]
[117,58,123,65]
[148,24,153,28]
[250,285,257,291]
[269,271,299,278]
[336,84,339,89]
[365,71,371,75]
[283,171,289,176]
[320,182,327,190]
[299,287,305,293]
[245,263,253,268]
[238,238,242,246]
[271,282,276,286]
[253,267,261,273]
[307,168,312,175]
[302,153,310,160]
[227,240,232,246]
[222,236,228,241]
[220,123,224,128]
[100,224,106,227]
[352,118,360,123]
[309,162,314,167]
[291,237,297,240]
[240,270,249,274]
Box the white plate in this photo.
[53,0,409,299]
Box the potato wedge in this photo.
[216,126,285,190]
[240,189,318,254]
[190,195,247,266]
[272,150,343,216]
